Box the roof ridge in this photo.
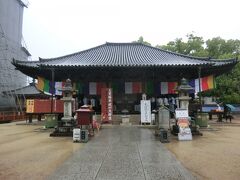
[106,42,141,45]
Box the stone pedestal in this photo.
[61,97,73,126]
[178,96,191,110]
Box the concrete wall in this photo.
[0,0,29,108]
[0,0,24,45]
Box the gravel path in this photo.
[49,126,195,180]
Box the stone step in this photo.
[95,114,141,125]
[112,119,140,125]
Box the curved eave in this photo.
[12,56,238,70]
[12,59,39,68]
[39,63,212,68]
[211,59,238,67]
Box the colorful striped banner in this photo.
[89,82,97,95]
[111,82,118,93]
[155,82,161,95]
[76,82,84,94]
[36,75,215,96]
[133,82,142,93]
[160,82,178,94]
[168,82,178,94]
[201,75,215,91]
[36,77,44,91]
[188,79,196,94]
[195,79,201,93]
[189,75,215,93]
[160,82,168,95]
[43,79,50,92]
[89,82,107,95]
[82,83,89,95]
[37,77,62,95]
[49,81,55,94]
[125,82,142,94]
[55,82,63,95]
[110,82,125,94]
[97,82,107,95]
[145,81,154,95]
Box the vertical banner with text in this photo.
[101,88,113,123]
[140,100,151,123]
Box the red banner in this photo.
[101,88,113,123]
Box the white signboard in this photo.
[141,100,151,123]
[73,128,81,142]
[178,127,192,141]
[175,108,189,118]
[177,118,192,141]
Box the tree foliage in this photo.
[159,34,240,103]
[133,36,152,46]
[136,34,240,103]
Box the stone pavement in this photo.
[48,126,195,180]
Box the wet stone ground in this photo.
[48,126,195,180]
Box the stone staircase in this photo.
[94,114,141,125]
[112,114,140,125]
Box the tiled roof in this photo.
[13,42,237,68]
[5,83,42,95]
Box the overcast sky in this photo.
[23,0,240,60]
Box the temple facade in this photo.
[13,42,238,114]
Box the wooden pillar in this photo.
[198,66,202,112]
[29,114,32,123]
[51,68,55,114]
[37,114,42,121]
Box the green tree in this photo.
[205,38,240,103]
[185,33,205,56]
[206,38,240,59]
[206,37,226,58]
[133,36,151,46]
[157,33,208,57]
[156,33,240,103]
[214,63,240,103]
[158,38,187,54]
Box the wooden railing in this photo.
[0,111,27,122]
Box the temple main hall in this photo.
[13,42,238,115]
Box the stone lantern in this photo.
[50,78,75,137]
[177,78,193,110]
[61,79,74,126]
